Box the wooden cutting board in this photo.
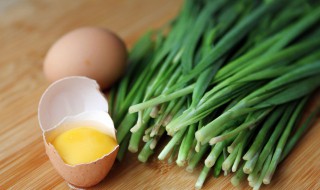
[0,0,319,189]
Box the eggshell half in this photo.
[44,111,119,188]
[38,76,118,188]
[38,76,108,132]
[45,143,118,188]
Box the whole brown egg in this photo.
[43,27,127,89]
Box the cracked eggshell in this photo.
[38,76,119,188]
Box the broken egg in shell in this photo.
[38,76,119,188]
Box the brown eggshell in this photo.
[45,139,119,188]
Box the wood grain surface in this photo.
[0,0,319,189]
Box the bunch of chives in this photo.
[110,0,320,189]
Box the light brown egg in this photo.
[44,27,127,89]
[38,77,119,188]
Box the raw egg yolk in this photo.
[51,127,117,166]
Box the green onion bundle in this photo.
[110,0,320,189]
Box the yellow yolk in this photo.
[51,127,117,166]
